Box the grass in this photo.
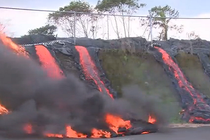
[99,49,182,122]
[175,52,210,97]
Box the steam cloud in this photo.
[0,43,164,137]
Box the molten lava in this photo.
[75,46,113,98]
[0,32,28,57]
[35,45,64,79]
[105,114,132,133]
[75,45,156,135]
[148,115,156,124]
[0,35,157,138]
[0,103,9,114]
[154,46,210,123]
[44,114,133,138]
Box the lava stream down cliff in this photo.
[154,46,210,123]
[0,33,158,138]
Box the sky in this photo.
[0,0,210,40]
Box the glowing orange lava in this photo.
[142,115,156,134]
[45,133,63,138]
[75,46,113,99]
[35,45,64,79]
[0,32,28,57]
[75,45,156,135]
[148,115,156,124]
[0,103,9,115]
[44,115,133,138]
[91,128,111,138]
[0,33,10,115]
[0,34,156,138]
[105,114,132,133]
[155,46,210,123]
[154,46,203,104]
[66,126,87,138]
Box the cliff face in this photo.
[11,35,210,123]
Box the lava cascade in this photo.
[75,45,156,134]
[0,32,33,134]
[0,34,157,138]
[154,46,210,123]
[0,103,9,114]
[0,32,25,116]
[75,46,114,99]
[35,45,64,79]
[0,38,137,138]
[0,33,28,57]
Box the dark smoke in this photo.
[0,43,161,137]
[0,43,112,136]
[121,85,169,128]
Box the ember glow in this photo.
[35,45,64,79]
[154,46,210,123]
[23,124,33,134]
[75,46,114,99]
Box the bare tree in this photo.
[48,0,100,38]
[187,31,200,54]
[95,0,145,39]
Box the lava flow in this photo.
[154,46,210,123]
[75,46,114,98]
[0,32,28,57]
[0,102,9,115]
[75,45,157,134]
[0,34,157,138]
[44,113,136,138]
[35,45,64,79]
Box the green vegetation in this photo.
[95,0,145,38]
[28,24,57,36]
[176,52,210,97]
[48,0,96,38]
[150,5,182,40]
[46,0,182,39]
[99,49,182,122]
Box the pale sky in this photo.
[0,0,210,40]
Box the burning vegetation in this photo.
[0,33,158,138]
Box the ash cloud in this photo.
[0,43,160,137]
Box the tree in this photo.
[28,24,57,36]
[95,0,145,38]
[149,5,182,40]
[48,0,99,38]
[187,31,200,54]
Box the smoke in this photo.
[0,42,163,137]
[121,85,169,128]
[0,43,139,137]
[0,43,114,136]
